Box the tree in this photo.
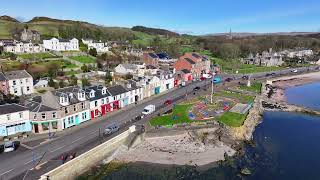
[81,77,91,87]
[59,80,65,88]
[48,78,56,87]
[69,75,78,86]
[104,72,112,85]
[89,48,97,57]
[81,65,89,73]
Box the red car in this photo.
[164,99,173,106]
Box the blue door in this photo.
[75,115,80,125]
[155,87,160,94]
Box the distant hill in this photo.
[0,15,136,41]
[206,32,320,38]
[0,15,19,23]
[132,26,179,37]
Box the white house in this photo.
[3,42,45,54]
[0,104,32,137]
[4,70,34,96]
[82,39,110,53]
[43,38,79,51]
[106,85,129,108]
[123,80,144,105]
[114,64,140,75]
[158,71,175,93]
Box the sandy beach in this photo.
[269,72,320,102]
[114,129,236,167]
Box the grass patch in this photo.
[150,104,192,126]
[217,112,247,127]
[214,90,255,103]
[18,53,58,60]
[239,82,262,93]
[70,56,96,64]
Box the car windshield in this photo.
[4,142,13,148]
[143,109,149,112]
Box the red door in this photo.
[91,110,95,120]
[101,105,106,116]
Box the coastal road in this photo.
[0,66,319,179]
[0,79,211,180]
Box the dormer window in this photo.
[90,91,95,98]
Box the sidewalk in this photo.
[18,86,180,147]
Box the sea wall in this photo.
[39,126,138,180]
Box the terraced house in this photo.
[41,87,90,129]
[106,85,129,109]
[0,104,32,137]
[174,52,210,78]
[24,96,61,134]
[84,85,112,120]
[4,70,34,96]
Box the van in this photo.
[104,124,120,135]
[142,105,156,115]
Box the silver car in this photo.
[104,124,120,135]
[4,141,15,153]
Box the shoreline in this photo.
[92,72,320,175]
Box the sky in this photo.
[1,0,320,35]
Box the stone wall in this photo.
[40,125,137,180]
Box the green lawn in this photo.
[214,90,255,103]
[18,53,58,60]
[32,60,78,69]
[150,104,192,126]
[217,112,247,127]
[237,66,284,74]
[70,56,96,64]
[239,82,262,93]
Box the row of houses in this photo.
[0,72,175,137]
[243,48,314,67]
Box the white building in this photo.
[158,72,175,93]
[4,70,34,96]
[82,39,110,53]
[43,38,79,51]
[3,42,45,54]
[0,104,32,137]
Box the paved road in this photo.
[0,65,319,179]
[0,80,208,180]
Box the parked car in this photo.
[104,124,120,135]
[164,99,173,106]
[291,69,298,73]
[193,86,201,91]
[213,77,222,84]
[242,75,249,80]
[142,104,156,115]
[265,73,276,77]
[3,141,15,153]
[225,77,233,82]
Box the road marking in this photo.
[71,137,83,144]
[24,156,41,165]
[0,168,14,176]
[50,145,65,153]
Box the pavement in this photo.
[0,65,318,180]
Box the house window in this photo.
[6,114,10,120]
[65,107,68,114]
[74,105,77,111]
[114,96,116,101]
[41,113,46,119]
[14,88,18,94]
[33,114,37,120]
[27,86,30,91]
[13,80,16,85]
[51,122,58,129]
[95,101,98,107]
[42,122,49,131]
[52,112,57,119]
[19,112,23,119]
[81,102,85,109]
[102,98,105,104]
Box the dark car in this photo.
[242,75,249,80]
[225,77,234,82]
[164,99,173,106]
[193,86,201,91]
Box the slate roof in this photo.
[107,85,128,96]
[121,64,138,70]
[4,70,32,80]
[157,53,169,59]
[148,53,159,59]
[58,39,70,42]
[51,86,84,105]
[24,97,56,112]
[125,80,140,91]
[192,53,201,59]
[84,85,110,101]
[0,72,7,81]
[0,104,28,115]
[181,69,191,74]
[184,58,195,64]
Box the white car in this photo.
[142,105,156,115]
[3,141,15,153]
[291,69,298,73]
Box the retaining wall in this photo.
[39,125,137,180]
